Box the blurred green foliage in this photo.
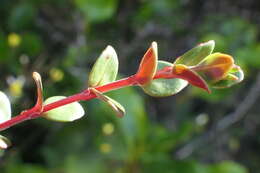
[75,0,118,23]
[1,0,260,172]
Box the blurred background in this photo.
[0,0,260,172]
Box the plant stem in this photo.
[0,75,137,131]
[0,66,175,132]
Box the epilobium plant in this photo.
[0,40,244,149]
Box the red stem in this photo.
[0,75,137,131]
[0,66,176,131]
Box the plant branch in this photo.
[0,60,241,132]
[0,75,137,131]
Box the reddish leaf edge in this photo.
[20,72,44,119]
[135,41,158,85]
[154,65,210,93]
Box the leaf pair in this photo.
[44,45,122,121]
[87,46,125,117]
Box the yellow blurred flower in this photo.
[99,143,112,154]
[8,33,21,47]
[49,68,64,82]
[102,123,114,136]
[7,76,25,98]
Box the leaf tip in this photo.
[135,42,158,85]
[151,41,158,55]
[32,71,43,112]
[32,72,43,91]
[234,65,244,82]
[104,45,117,59]
[205,40,215,46]
[199,40,215,50]
[32,72,41,81]
[0,135,11,150]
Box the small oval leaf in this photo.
[88,45,119,87]
[135,41,158,85]
[212,65,244,88]
[0,91,11,123]
[43,96,85,122]
[0,135,11,149]
[174,40,215,66]
[192,53,234,83]
[141,61,188,97]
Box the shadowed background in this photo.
[0,0,260,172]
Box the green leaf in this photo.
[43,96,85,122]
[5,163,48,173]
[141,61,188,97]
[212,65,244,88]
[74,0,118,23]
[235,43,260,68]
[8,3,36,31]
[174,40,215,66]
[0,135,11,149]
[211,161,248,173]
[20,33,43,57]
[0,91,11,123]
[0,32,10,61]
[88,45,118,87]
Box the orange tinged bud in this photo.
[135,42,158,85]
[192,53,234,83]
